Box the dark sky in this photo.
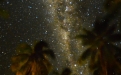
[0,0,116,75]
[0,0,53,75]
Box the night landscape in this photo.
[0,0,121,75]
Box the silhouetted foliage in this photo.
[61,68,71,75]
[50,67,72,75]
[34,41,49,53]
[11,40,55,75]
[77,1,121,75]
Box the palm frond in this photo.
[34,40,49,53]
[108,33,121,42]
[93,19,109,35]
[103,45,115,62]
[76,28,95,38]
[17,61,31,75]
[89,50,99,70]
[107,43,121,53]
[43,58,52,72]
[83,28,95,36]
[104,0,121,13]
[111,45,121,60]
[78,48,92,65]
[76,28,96,45]
[76,34,95,45]
[43,49,55,59]
[11,54,29,63]
[16,43,33,55]
[105,24,116,35]
[29,59,49,75]
[81,48,93,60]
[11,54,29,72]
[76,34,88,39]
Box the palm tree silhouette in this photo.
[76,2,121,75]
[11,40,55,75]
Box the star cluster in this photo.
[0,0,115,75]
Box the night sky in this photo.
[0,0,113,75]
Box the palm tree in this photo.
[11,40,55,75]
[76,1,121,75]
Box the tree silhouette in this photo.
[76,1,121,75]
[11,40,55,75]
[77,17,121,75]
[61,68,71,75]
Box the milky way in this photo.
[45,0,85,74]
[0,0,105,75]
[44,0,105,75]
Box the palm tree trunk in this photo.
[99,46,108,75]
